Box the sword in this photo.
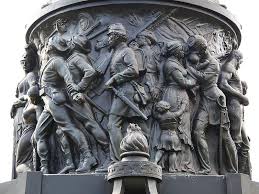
[110,87,148,121]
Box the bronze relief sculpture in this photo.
[10,1,251,179]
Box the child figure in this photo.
[16,86,42,174]
[153,101,185,173]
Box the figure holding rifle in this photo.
[105,23,149,161]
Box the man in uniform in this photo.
[134,30,162,102]
[66,24,110,171]
[35,28,96,174]
[187,35,238,174]
[105,23,148,161]
[219,50,250,174]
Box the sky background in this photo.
[0,0,258,183]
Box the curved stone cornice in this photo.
[25,0,241,45]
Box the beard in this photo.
[108,33,125,48]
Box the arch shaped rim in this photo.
[25,0,242,46]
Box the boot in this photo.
[76,151,97,173]
[58,153,75,174]
[40,160,49,174]
[95,146,112,173]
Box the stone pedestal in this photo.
[1,172,258,194]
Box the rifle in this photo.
[110,86,148,121]
[88,27,108,40]
[127,11,162,43]
[128,9,177,43]
[88,9,177,42]
[82,21,101,37]
[64,103,96,122]
[83,93,108,116]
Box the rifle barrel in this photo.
[112,87,148,120]
[88,27,107,40]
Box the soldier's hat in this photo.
[187,35,207,52]
[166,41,183,54]
[72,34,91,53]
[108,23,127,36]
[47,35,71,53]
[137,30,157,44]
[155,101,171,111]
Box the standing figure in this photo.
[67,22,110,171]
[154,101,183,173]
[219,50,250,174]
[49,18,72,55]
[187,35,238,174]
[10,47,38,178]
[161,41,196,173]
[134,30,162,103]
[34,32,96,174]
[16,86,42,174]
[105,23,148,161]
[239,81,251,175]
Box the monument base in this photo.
[0,172,258,194]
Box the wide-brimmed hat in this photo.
[47,35,71,53]
[72,34,91,53]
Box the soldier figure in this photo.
[134,30,162,102]
[34,32,96,174]
[105,23,148,161]
[66,27,110,171]
[219,50,250,174]
[187,35,238,174]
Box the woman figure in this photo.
[161,41,196,173]
[16,86,42,174]
[10,45,38,176]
